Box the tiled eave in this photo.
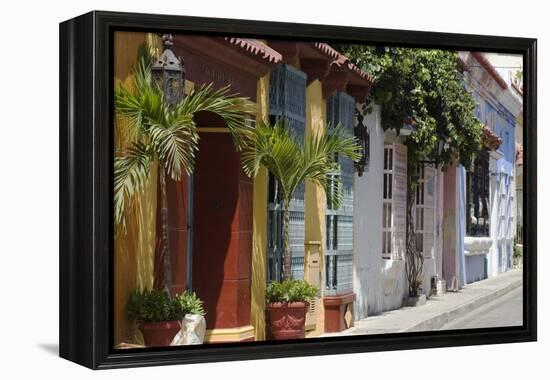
[266,40,375,102]
[471,52,508,90]
[224,37,283,64]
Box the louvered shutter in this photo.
[392,143,408,259]
[267,64,307,282]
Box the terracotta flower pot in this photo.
[138,320,182,347]
[267,301,309,340]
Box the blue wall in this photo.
[473,96,516,174]
[465,255,488,284]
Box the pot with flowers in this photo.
[266,279,318,340]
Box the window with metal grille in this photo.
[466,150,490,237]
[267,64,307,282]
[382,143,407,259]
[324,92,355,295]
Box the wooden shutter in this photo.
[392,143,408,259]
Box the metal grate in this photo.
[466,150,490,237]
[267,64,307,282]
[325,253,353,296]
[325,92,355,294]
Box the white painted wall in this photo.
[353,104,409,318]
[353,104,384,319]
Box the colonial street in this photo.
[440,285,523,330]
[321,269,523,337]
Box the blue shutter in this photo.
[325,91,355,295]
[267,64,307,282]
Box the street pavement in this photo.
[439,285,523,330]
[321,269,523,337]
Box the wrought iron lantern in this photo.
[152,34,185,106]
[354,105,370,176]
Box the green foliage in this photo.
[337,45,484,167]
[266,279,319,303]
[513,244,522,259]
[241,119,361,279]
[173,291,205,316]
[114,56,255,228]
[241,119,361,211]
[336,45,484,298]
[128,289,206,322]
[127,289,181,323]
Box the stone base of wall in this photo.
[204,325,255,343]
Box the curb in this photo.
[400,278,523,332]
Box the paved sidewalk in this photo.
[322,269,523,337]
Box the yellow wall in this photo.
[113,32,161,345]
[250,73,270,341]
[304,79,327,335]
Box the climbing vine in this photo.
[338,45,484,297]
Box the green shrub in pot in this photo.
[265,279,319,340]
[266,279,318,303]
[127,289,206,346]
[174,291,205,316]
[127,289,181,323]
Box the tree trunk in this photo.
[153,169,165,291]
[405,164,424,297]
[158,167,173,294]
[282,198,292,281]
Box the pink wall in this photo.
[442,165,458,287]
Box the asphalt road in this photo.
[440,285,523,330]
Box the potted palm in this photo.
[114,57,254,292]
[127,289,205,347]
[241,120,361,339]
[265,280,318,340]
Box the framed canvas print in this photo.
[59,10,537,369]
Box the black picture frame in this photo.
[59,10,537,370]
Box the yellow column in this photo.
[250,73,270,341]
[304,79,327,336]
[113,32,160,346]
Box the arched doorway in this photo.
[191,112,253,339]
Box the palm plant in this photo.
[114,57,255,292]
[241,120,361,280]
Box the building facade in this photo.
[113,34,522,347]
[352,104,447,318]
[113,32,374,345]
[459,52,522,284]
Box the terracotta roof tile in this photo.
[224,38,283,64]
[312,42,375,85]
[472,52,508,90]
[482,125,503,151]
